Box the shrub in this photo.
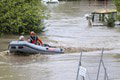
[114,0,120,21]
[105,14,115,27]
[0,0,47,35]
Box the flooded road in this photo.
[0,0,120,80]
[0,51,120,80]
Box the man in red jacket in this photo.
[28,31,44,46]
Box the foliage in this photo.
[0,0,47,35]
[114,0,120,12]
[114,0,120,21]
[105,14,115,27]
[116,15,120,21]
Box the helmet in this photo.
[30,31,35,35]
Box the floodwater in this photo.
[44,0,120,50]
[0,51,120,80]
[0,0,120,80]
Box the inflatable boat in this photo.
[9,41,64,54]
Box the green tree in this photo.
[115,0,120,21]
[0,0,47,35]
[105,14,115,27]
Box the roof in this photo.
[92,9,117,14]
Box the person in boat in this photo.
[28,31,44,46]
[19,35,25,41]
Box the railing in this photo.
[76,48,110,80]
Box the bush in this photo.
[0,0,47,35]
[114,0,120,12]
[105,14,115,27]
[114,0,120,21]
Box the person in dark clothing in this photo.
[28,31,44,46]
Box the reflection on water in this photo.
[0,0,120,80]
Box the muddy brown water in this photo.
[0,50,120,80]
[0,0,120,80]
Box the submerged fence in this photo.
[76,48,110,80]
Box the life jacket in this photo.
[30,36,38,44]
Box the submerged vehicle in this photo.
[9,41,64,54]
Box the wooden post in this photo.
[102,13,105,22]
[92,13,95,22]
